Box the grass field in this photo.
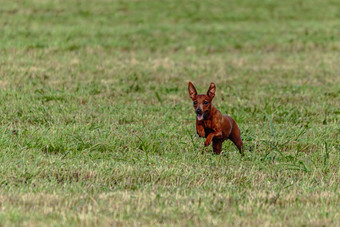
[0,0,339,226]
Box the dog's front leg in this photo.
[196,121,205,138]
[204,131,222,147]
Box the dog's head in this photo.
[188,82,216,121]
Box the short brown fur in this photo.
[188,82,244,155]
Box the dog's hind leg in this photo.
[231,136,244,156]
[229,120,244,156]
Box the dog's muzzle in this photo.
[195,108,204,120]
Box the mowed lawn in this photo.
[0,0,339,226]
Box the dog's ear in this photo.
[188,82,197,100]
[207,82,216,99]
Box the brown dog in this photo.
[188,82,244,155]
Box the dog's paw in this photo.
[197,132,204,138]
[197,130,205,138]
[204,140,211,147]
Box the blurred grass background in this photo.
[0,0,339,226]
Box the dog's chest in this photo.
[203,120,213,130]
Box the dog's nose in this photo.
[196,108,202,114]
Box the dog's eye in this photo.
[204,101,208,105]
[193,101,197,105]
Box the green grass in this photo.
[0,0,339,226]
